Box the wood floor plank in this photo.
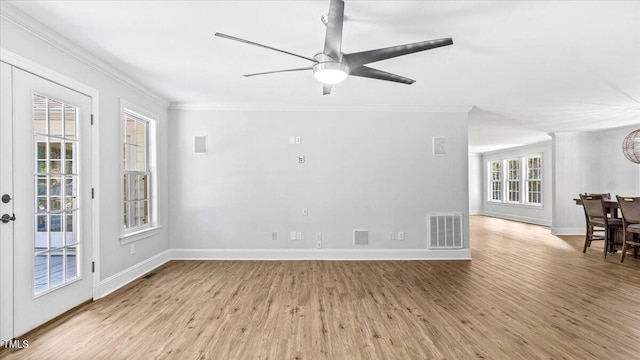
[2,216,640,359]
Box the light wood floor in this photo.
[3,216,640,359]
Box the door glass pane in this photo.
[34,254,49,294]
[65,176,76,210]
[66,246,78,281]
[33,94,81,295]
[35,136,48,173]
[50,248,64,288]
[50,214,63,248]
[65,142,75,174]
[64,105,76,139]
[33,94,47,133]
[66,212,77,246]
[48,99,63,137]
[35,215,48,252]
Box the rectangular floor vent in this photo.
[428,213,463,249]
[353,229,369,245]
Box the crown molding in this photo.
[169,103,473,113]
[0,1,170,108]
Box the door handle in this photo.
[1,214,16,223]
[1,194,11,203]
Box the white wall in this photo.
[468,153,482,215]
[480,141,553,226]
[169,108,470,258]
[551,125,640,235]
[597,126,640,195]
[1,6,170,281]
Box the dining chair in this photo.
[616,196,640,263]
[584,192,611,199]
[580,194,623,258]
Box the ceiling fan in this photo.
[215,0,453,95]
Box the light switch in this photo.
[296,232,302,240]
[302,208,308,216]
[295,136,301,144]
[289,136,295,145]
[398,232,405,241]
[290,231,296,240]
[389,232,395,241]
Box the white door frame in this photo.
[0,61,14,341]
[0,49,101,313]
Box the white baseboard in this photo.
[482,211,552,227]
[469,210,483,215]
[98,249,171,299]
[170,248,471,260]
[551,228,585,236]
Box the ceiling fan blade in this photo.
[215,32,318,63]
[344,38,453,68]
[323,0,345,61]
[349,66,415,84]
[243,67,313,77]
[323,84,333,95]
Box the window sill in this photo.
[119,226,162,245]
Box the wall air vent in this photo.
[428,213,463,249]
[353,229,369,245]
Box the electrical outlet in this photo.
[296,232,302,240]
[389,232,395,241]
[290,231,297,240]
[398,232,405,241]
[299,155,305,163]
[316,240,322,249]
[130,244,135,254]
[302,208,308,216]
[271,232,278,241]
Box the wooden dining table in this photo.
[573,198,620,218]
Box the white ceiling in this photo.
[5,0,640,152]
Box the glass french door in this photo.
[1,66,93,338]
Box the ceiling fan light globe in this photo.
[314,69,347,84]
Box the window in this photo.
[487,155,542,206]
[122,107,155,234]
[489,161,502,201]
[506,159,520,202]
[526,156,542,204]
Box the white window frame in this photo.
[505,158,521,204]
[488,160,502,202]
[486,154,543,207]
[119,99,160,244]
[525,155,542,205]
